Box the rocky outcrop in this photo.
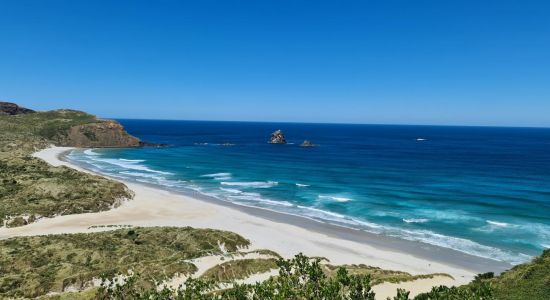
[60,121,142,148]
[269,130,287,144]
[0,102,35,115]
[300,140,319,147]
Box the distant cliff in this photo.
[58,117,143,148]
[0,102,35,115]
[0,103,147,148]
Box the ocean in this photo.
[66,120,550,265]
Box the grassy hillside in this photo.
[0,154,131,227]
[0,108,138,227]
[0,227,250,298]
[486,249,549,300]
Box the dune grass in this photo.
[0,154,132,227]
[323,264,453,285]
[201,258,279,282]
[0,110,135,227]
[484,249,550,300]
[0,227,250,298]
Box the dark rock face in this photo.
[0,102,35,115]
[300,140,319,147]
[269,130,287,144]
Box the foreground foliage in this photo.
[0,227,250,298]
[479,249,550,300]
[97,253,495,300]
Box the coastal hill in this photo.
[0,102,548,299]
[0,101,143,149]
[0,101,35,115]
[0,103,142,228]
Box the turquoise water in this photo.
[66,120,550,265]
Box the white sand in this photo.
[0,146,478,298]
[373,275,457,299]
[161,252,279,289]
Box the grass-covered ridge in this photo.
[201,258,279,282]
[476,249,550,300]
[0,155,131,227]
[0,227,251,298]
[0,106,142,227]
[323,264,453,286]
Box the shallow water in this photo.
[66,120,550,264]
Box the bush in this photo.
[96,254,493,300]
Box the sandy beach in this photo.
[0,146,511,298]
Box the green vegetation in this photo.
[0,227,250,298]
[0,109,97,155]
[0,155,131,227]
[474,249,550,300]
[323,264,453,285]
[201,258,279,282]
[0,109,136,227]
[96,253,495,300]
[199,257,454,289]
[0,109,96,147]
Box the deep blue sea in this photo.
[66,120,550,265]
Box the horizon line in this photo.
[106,117,550,130]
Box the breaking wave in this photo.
[220,181,278,188]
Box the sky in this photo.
[1,0,549,126]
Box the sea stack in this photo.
[300,140,318,147]
[269,130,287,144]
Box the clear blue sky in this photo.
[1,1,549,126]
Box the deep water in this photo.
[66,120,550,264]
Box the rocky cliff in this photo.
[0,102,35,115]
[59,120,143,148]
[0,102,151,148]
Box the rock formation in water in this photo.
[269,130,287,144]
[300,140,319,147]
[0,102,35,115]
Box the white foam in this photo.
[416,209,481,223]
[86,156,173,175]
[119,158,145,163]
[83,149,100,156]
[391,228,530,265]
[228,193,293,207]
[201,172,232,180]
[219,187,244,194]
[295,183,310,187]
[416,138,427,141]
[70,149,536,265]
[296,206,382,230]
[403,218,429,224]
[119,171,164,180]
[486,220,511,227]
[220,181,278,188]
[318,195,352,202]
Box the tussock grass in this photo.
[201,258,279,282]
[481,249,550,300]
[323,264,453,285]
[0,227,250,298]
[0,110,134,227]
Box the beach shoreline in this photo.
[0,146,512,295]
